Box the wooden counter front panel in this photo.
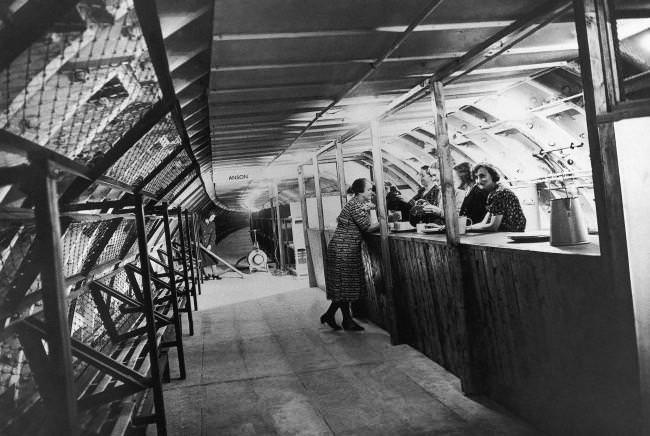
[462,247,639,435]
[389,237,470,383]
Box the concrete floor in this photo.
[160,273,541,435]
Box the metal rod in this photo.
[162,203,186,379]
[300,0,572,165]
[31,156,79,435]
[134,193,167,436]
[370,121,399,345]
[177,209,194,336]
[297,166,317,287]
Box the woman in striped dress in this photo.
[321,178,379,331]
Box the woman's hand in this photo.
[422,204,442,215]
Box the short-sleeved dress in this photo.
[325,197,371,302]
[485,185,526,232]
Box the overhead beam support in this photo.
[304,0,573,162]
[271,0,446,165]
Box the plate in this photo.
[419,227,445,234]
[508,233,550,243]
[391,228,416,233]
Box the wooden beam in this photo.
[269,0,446,165]
[133,193,167,434]
[162,203,186,379]
[574,0,645,433]
[273,183,285,270]
[335,140,347,208]
[312,156,328,276]
[431,82,459,245]
[31,157,79,435]
[370,121,399,345]
[297,166,317,287]
[301,0,573,163]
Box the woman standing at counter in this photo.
[468,163,526,232]
[321,178,380,331]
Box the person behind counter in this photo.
[453,161,488,224]
[408,165,444,227]
[321,178,379,331]
[384,182,411,222]
[468,163,526,232]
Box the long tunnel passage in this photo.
[2,0,650,435]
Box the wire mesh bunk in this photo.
[0,1,208,435]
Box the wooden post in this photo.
[297,165,317,287]
[312,155,328,274]
[134,193,167,435]
[335,139,347,208]
[162,203,186,379]
[574,0,645,433]
[31,156,79,436]
[274,182,285,270]
[186,211,199,309]
[370,121,399,345]
[176,209,194,336]
[431,81,460,245]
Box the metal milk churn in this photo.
[550,197,588,246]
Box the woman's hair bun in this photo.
[348,178,369,195]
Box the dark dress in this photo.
[459,184,489,224]
[199,220,217,266]
[408,185,444,226]
[485,185,527,232]
[325,197,371,302]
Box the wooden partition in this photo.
[354,232,640,436]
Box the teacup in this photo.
[416,223,426,233]
[458,216,472,234]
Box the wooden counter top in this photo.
[368,230,601,256]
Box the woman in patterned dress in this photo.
[321,178,379,331]
[468,163,526,232]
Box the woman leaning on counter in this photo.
[468,163,526,232]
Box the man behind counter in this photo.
[408,165,444,227]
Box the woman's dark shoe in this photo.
[342,319,365,331]
[320,313,342,330]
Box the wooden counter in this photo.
[307,228,639,436]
